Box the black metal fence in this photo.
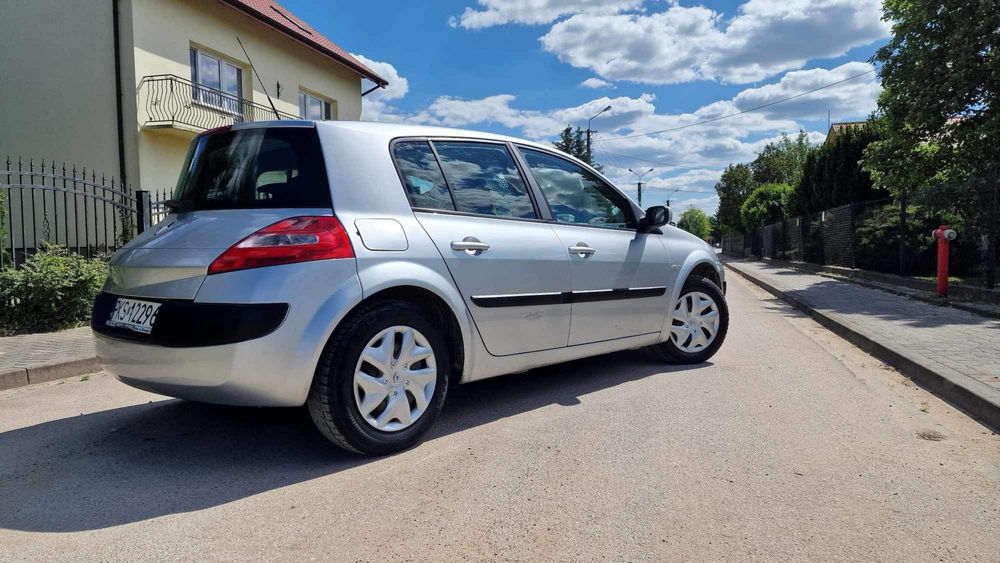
[0,157,172,268]
[722,198,995,287]
[137,74,299,131]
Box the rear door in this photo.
[393,139,571,356]
[106,123,332,299]
[516,147,670,345]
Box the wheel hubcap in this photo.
[353,325,436,432]
[670,291,720,353]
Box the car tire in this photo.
[647,275,729,364]
[307,300,450,455]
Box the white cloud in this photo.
[539,0,889,84]
[352,54,411,121]
[731,61,880,120]
[351,53,409,101]
[423,93,658,139]
[449,0,644,29]
[580,77,614,89]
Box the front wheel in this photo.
[647,276,728,364]
[307,300,450,455]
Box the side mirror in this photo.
[638,205,669,231]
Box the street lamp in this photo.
[627,167,654,206]
[586,105,612,165]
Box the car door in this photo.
[516,147,671,346]
[392,139,572,356]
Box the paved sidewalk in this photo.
[0,327,98,390]
[725,258,1000,429]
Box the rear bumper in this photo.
[93,259,364,406]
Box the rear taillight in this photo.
[208,216,354,275]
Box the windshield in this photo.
[173,127,331,210]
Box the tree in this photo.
[863,0,1000,283]
[740,183,794,229]
[678,207,712,241]
[553,125,587,163]
[714,163,754,233]
[751,131,812,186]
[796,123,886,214]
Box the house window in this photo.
[298,91,333,120]
[190,48,243,114]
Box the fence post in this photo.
[135,190,152,234]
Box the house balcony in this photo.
[137,74,299,135]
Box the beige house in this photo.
[0,0,387,192]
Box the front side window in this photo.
[519,148,630,228]
[174,127,330,210]
[391,141,454,210]
[190,48,243,114]
[433,142,536,219]
[299,91,333,120]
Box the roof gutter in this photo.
[218,0,388,87]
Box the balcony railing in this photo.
[137,74,299,132]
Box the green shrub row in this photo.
[0,245,108,335]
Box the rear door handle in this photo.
[569,243,595,256]
[451,237,490,254]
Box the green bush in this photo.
[0,245,108,335]
[740,183,794,229]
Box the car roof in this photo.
[312,120,563,154]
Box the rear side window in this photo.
[391,141,454,210]
[174,127,331,210]
[433,142,536,219]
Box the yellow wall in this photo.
[129,0,364,189]
[0,0,121,179]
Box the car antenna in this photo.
[235,34,281,120]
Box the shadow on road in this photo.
[0,350,706,533]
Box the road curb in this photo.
[0,357,102,391]
[726,262,1000,433]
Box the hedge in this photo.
[0,245,108,335]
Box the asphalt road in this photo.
[1,276,998,562]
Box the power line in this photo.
[593,148,686,168]
[597,68,877,142]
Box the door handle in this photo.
[451,237,490,255]
[569,243,596,256]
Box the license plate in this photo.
[107,298,161,334]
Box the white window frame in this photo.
[190,48,243,115]
[298,91,334,120]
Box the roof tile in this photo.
[221,0,387,85]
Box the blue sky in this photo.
[283,0,889,213]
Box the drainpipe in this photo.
[112,0,128,186]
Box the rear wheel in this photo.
[307,300,449,455]
[647,276,728,364]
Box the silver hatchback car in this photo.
[93,121,728,455]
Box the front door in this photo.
[392,140,572,356]
[517,147,671,345]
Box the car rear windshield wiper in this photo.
[163,199,195,213]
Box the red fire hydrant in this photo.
[932,224,957,296]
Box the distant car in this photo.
[93,121,728,455]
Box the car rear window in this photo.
[173,127,331,210]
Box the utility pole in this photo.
[627,168,654,206]
[586,105,612,165]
